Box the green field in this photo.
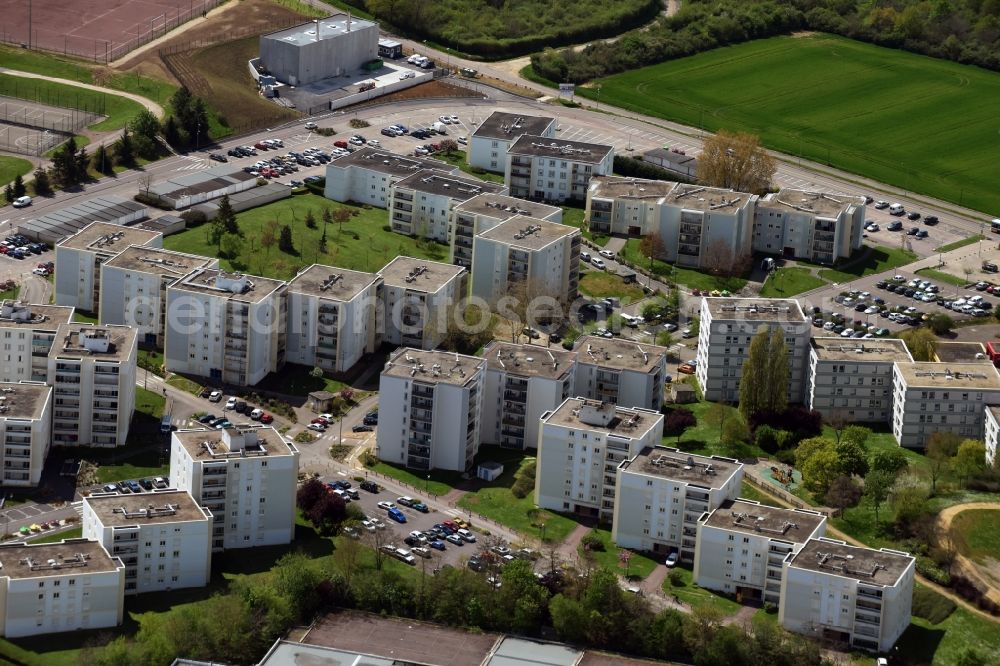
[915,267,969,287]
[579,271,646,304]
[619,239,747,291]
[26,526,83,544]
[0,156,33,188]
[935,235,985,253]
[581,34,1000,215]
[816,246,917,284]
[580,528,659,579]
[950,509,1000,562]
[759,267,826,297]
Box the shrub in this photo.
[382,224,393,232]
[349,119,371,129]
[315,127,337,137]
[911,585,957,624]
[180,209,207,227]
[755,425,790,453]
[511,475,534,499]
[581,532,605,551]
[916,556,951,586]
[667,569,684,586]
[775,448,797,466]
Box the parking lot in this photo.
[861,205,970,258]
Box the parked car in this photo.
[387,507,407,523]
[352,424,374,432]
[307,423,326,432]
[665,552,679,567]
[260,413,274,424]
[208,391,223,402]
[209,153,227,162]
[360,481,380,493]
[445,533,464,546]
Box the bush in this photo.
[916,556,951,587]
[511,475,534,499]
[774,448,797,466]
[180,209,207,227]
[349,119,371,129]
[315,127,337,137]
[133,192,172,210]
[581,532,606,551]
[755,425,790,453]
[667,569,684,586]
[911,585,957,624]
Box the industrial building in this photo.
[469,111,556,173]
[17,196,148,245]
[144,165,258,210]
[0,382,52,487]
[572,335,669,412]
[259,15,379,86]
[450,194,562,268]
[505,135,614,203]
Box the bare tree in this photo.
[138,173,153,196]
[696,130,776,194]
[638,232,667,284]
[362,524,397,572]
[494,278,561,342]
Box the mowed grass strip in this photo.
[950,509,1000,562]
[0,155,32,187]
[579,271,646,304]
[759,266,826,297]
[582,34,1000,215]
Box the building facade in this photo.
[0,382,52,487]
[324,148,454,208]
[754,189,865,264]
[468,111,556,173]
[985,406,1000,467]
[573,336,668,411]
[389,170,504,241]
[450,194,562,269]
[258,15,379,86]
[378,257,467,351]
[0,302,74,383]
[505,135,614,203]
[808,338,913,423]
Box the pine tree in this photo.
[738,327,770,421]
[191,98,209,150]
[92,144,112,175]
[116,127,135,167]
[278,225,294,253]
[3,183,13,203]
[765,328,789,414]
[75,146,90,183]
[12,174,26,198]
[162,115,182,150]
[319,226,328,253]
[31,167,51,196]
[216,195,240,236]
[305,211,317,229]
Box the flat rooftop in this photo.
[487,637,582,666]
[52,324,136,362]
[477,216,578,250]
[383,348,484,386]
[473,111,555,141]
[703,297,807,323]
[379,256,465,292]
[289,264,380,301]
[762,189,863,218]
[665,183,754,213]
[262,14,376,47]
[85,489,208,527]
[483,341,575,380]
[394,170,504,200]
[574,336,667,373]
[894,361,1000,390]
[621,446,742,487]
[934,341,987,364]
[702,500,826,544]
[58,221,160,253]
[589,176,676,200]
[171,268,286,303]
[173,426,297,461]
[788,538,913,587]
[0,301,74,329]
[329,147,454,178]
[102,244,215,276]
[509,134,613,164]
[543,398,662,440]
[0,539,120,579]
[0,383,50,420]
[454,193,561,220]
[811,337,912,363]
[260,642,398,666]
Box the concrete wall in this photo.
[327,71,431,111]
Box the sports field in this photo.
[581,34,1000,216]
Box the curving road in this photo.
[935,502,1000,607]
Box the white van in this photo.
[889,203,905,216]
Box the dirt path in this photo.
[0,67,163,118]
[110,0,243,69]
[935,502,1000,606]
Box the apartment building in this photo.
[536,398,664,520]
[389,169,505,241]
[585,176,676,236]
[169,426,299,552]
[695,297,811,403]
[48,324,137,448]
[165,269,287,386]
[324,147,455,208]
[471,216,581,308]
[480,341,576,450]
[694,499,827,605]
[754,189,865,264]
[286,264,382,374]
[0,301,74,383]
[82,490,212,595]
[505,135,614,203]
[378,257,467,350]
[612,447,743,562]
[984,406,1000,467]
[376,348,485,472]
[808,338,913,423]
[0,382,51,487]
[0,539,124,637]
[99,245,218,347]
[779,538,914,653]
[450,194,562,268]
[468,111,556,173]
[54,222,162,313]
[891,362,1000,448]
[573,336,668,411]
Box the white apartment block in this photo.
[450,193,562,268]
[378,257,467,351]
[481,341,576,451]
[389,169,505,241]
[169,426,299,552]
[286,264,382,374]
[471,216,581,308]
[506,135,614,203]
[82,490,212,595]
[891,362,1000,448]
[54,222,162,313]
[808,338,913,423]
[535,398,664,521]
[612,447,743,562]
[0,382,52,487]
[985,406,1000,467]
[377,348,484,472]
[99,245,218,347]
[694,499,827,606]
[585,176,675,237]
[780,538,914,653]
[48,324,137,448]
[469,111,556,173]
[165,269,287,387]
[696,297,811,403]
[324,147,456,208]
[0,540,124,638]
[754,189,865,264]
[0,301,74,383]
[573,336,669,411]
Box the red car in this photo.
[334,140,348,148]
[312,417,329,426]
[260,413,273,424]
[254,142,269,150]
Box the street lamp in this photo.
[425,474,430,494]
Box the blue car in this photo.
[387,507,407,523]
[429,539,446,551]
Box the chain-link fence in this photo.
[0,95,103,156]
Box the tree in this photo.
[332,207,351,234]
[310,366,324,379]
[305,492,347,535]
[835,434,869,477]
[115,127,135,167]
[863,470,895,525]
[899,327,938,361]
[927,313,955,335]
[800,440,841,495]
[638,232,666,273]
[220,232,244,260]
[279,225,295,253]
[438,300,494,355]
[926,431,961,494]
[696,129,776,194]
[216,195,239,236]
[824,475,862,510]
[654,330,674,348]
[92,143,113,175]
[869,447,909,478]
[664,408,696,443]
[305,210,317,229]
[739,327,787,420]
[953,439,987,486]
[765,328,789,414]
[296,478,327,513]
[12,174,25,198]
[30,167,51,196]
[163,115,182,149]
[261,219,279,260]
[2,183,12,203]
[129,108,161,159]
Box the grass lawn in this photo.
[737,481,781,507]
[759,267,827,297]
[0,284,20,300]
[581,33,1000,215]
[580,528,659,580]
[662,566,742,615]
[434,149,505,183]
[0,74,147,132]
[915,267,969,287]
[896,604,1000,665]
[27,526,83,544]
[816,246,917,284]
[935,235,985,253]
[71,310,98,323]
[620,239,747,291]
[166,374,203,396]
[949,509,1000,561]
[255,362,348,397]
[367,461,463,497]
[562,205,609,246]
[163,193,449,279]
[579,271,646,304]
[138,348,164,375]
[0,155,32,187]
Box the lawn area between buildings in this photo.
[366,461,463,498]
[896,601,1000,665]
[579,271,646,305]
[26,526,82,544]
[71,310,98,323]
[166,374,203,396]
[619,239,747,292]
[661,566,742,614]
[759,267,827,297]
[816,245,917,284]
[255,362,350,397]
[163,193,450,280]
[0,156,33,188]
[433,149,505,184]
[561,205,608,246]
[580,528,659,580]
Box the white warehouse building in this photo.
[469,111,556,173]
[258,15,379,87]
